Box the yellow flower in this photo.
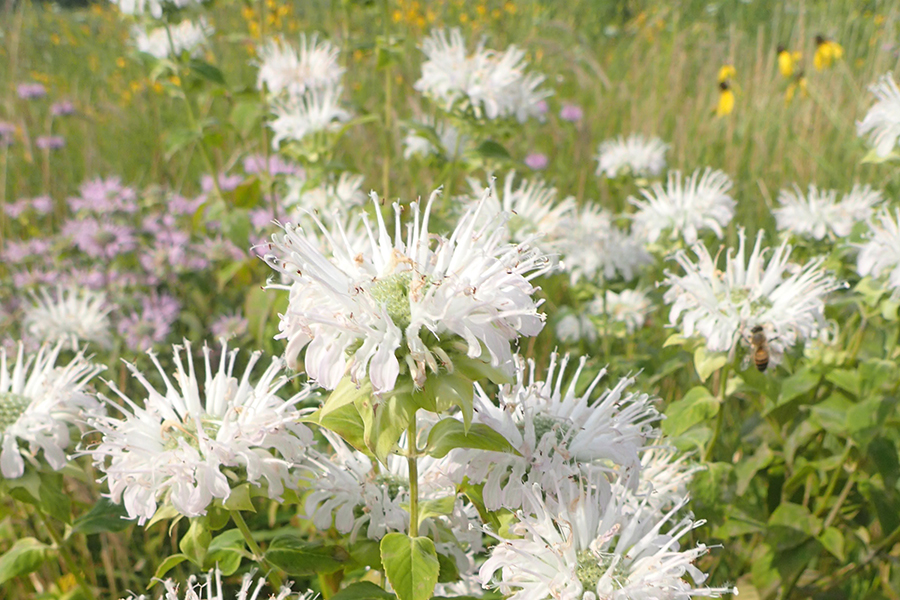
[776,46,801,78]
[116,56,126,69]
[50,33,61,45]
[718,64,736,83]
[716,81,734,117]
[814,35,843,70]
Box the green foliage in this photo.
[379,533,440,600]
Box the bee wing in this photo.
[740,352,752,371]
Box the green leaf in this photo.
[348,539,383,571]
[360,393,417,464]
[818,526,845,561]
[778,368,819,405]
[179,518,212,568]
[230,102,264,138]
[222,484,256,512]
[712,514,765,539]
[266,534,348,575]
[150,554,189,586]
[331,581,395,600]
[418,496,456,523]
[860,359,898,395]
[768,503,821,550]
[323,376,374,420]
[208,530,244,576]
[662,333,689,348]
[868,437,900,489]
[662,386,718,437]
[164,127,201,160]
[424,419,517,458]
[72,498,131,535]
[421,373,474,430]
[436,550,460,583]
[475,140,511,161]
[380,533,440,600]
[454,355,513,386]
[808,394,854,436]
[825,369,861,397]
[735,443,773,495]
[306,402,368,453]
[693,346,727,383]
[0,538,54,585]
[188,59,226,85]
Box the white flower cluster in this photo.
[24,286,113,350]
[1,343,103,479]
[110,0,204,19]
[589,288,653,335]
[283,172,367,213]
[461,171,576,255]
[446,353,660,511]
[596,133,668,179]
[774,183,883,240]
[133,18,212,60]
[857,73,900,158]
[258,34,349,148]
[480,478,736,600]
[88,342,315,524]
[557,203,651,285]
[858,207,900,296]
[631,168,735,245]
[662,229,843,367]
[121,567,316,600]
[403,115,469,160]
[414,28,551,122]
[262,191,550,394]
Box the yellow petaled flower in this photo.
[716,82,734,117]
[777,47,801,78]
[718,64,736,83]
[814,36,843,70]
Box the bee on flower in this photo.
[814,34,843,70]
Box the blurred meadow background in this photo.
[3,0,900,599]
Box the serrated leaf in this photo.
[380,533,440,600]
[693,346,727,383]
[417,496,456,523]
[818,526,845,561]
[266,534,348,575]
[150,554,189,586]
[424,419,517,458]
[421,373,474,430]
[475,140,511,161]
[306,401,368,453]
[188,59,226,85]
[662,386,718,437]
[778,368,819,405]
[179,518,211,567]
[0,538,54,585]
[72,498,131,535]
[331,581,395,600]
[735,443,773,495]
[825,369,861,397]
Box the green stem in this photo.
[703,363,730,462]
[407,417,419,536]
[35,509,96,600]
[381,0,392,200]
[164,23,224,204]
[813,440,851,518]
[230,510,283,590]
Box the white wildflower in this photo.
[0,343,103,479]
[630,168,735,245]
[88,342,315,525]
[857,207,900,296]
[24,286,113,350]
[662,229,843,368]
[262,190,550,394]
[120,567,316,600]
[480,479,736,600]
[774,183,883,240]
[589,289,653,335]
[449,353,659,511]
[596,134,668,179]
[269,85,350,148]
[857,73,900,158]
[415,28,550,122]
[555,310,598,345]
[403,116,468,160]
[283,172,367,213]
[110,0,204,19]
[257,34,344,99]
[462,172,575,254]
[558,204,651,285]
[133,18,211,60]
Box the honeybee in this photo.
[749,325,770,372]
